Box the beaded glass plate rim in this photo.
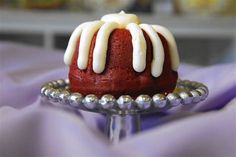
[40,79,208,115]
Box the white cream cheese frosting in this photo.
[126,23,146,72]
[152,25,179,71]
[64,11,179,77]
[139,24,164,77]
[78,21,104,70]
[101,11,140,28]
[93,22,119,73]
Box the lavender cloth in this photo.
[0,42,235,157]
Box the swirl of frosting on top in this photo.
[101,11,140,27]
[64,11,179,77]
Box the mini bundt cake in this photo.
[64,11,180,98]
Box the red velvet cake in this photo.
[64,11,180,98]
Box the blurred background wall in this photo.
[0,0,235,65]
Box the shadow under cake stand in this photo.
[41,79,208,144]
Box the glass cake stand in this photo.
[41,79,208,144]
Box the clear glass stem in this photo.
[105,114,141,144]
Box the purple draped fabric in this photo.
[0,42,235,157]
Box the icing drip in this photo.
[78,21,104,69]
[139,24,164,77]
[64,12,179,77]
[93,22,119,73]
[152,25,179,71]
[64,22,89,65]
[126,23,147,72]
